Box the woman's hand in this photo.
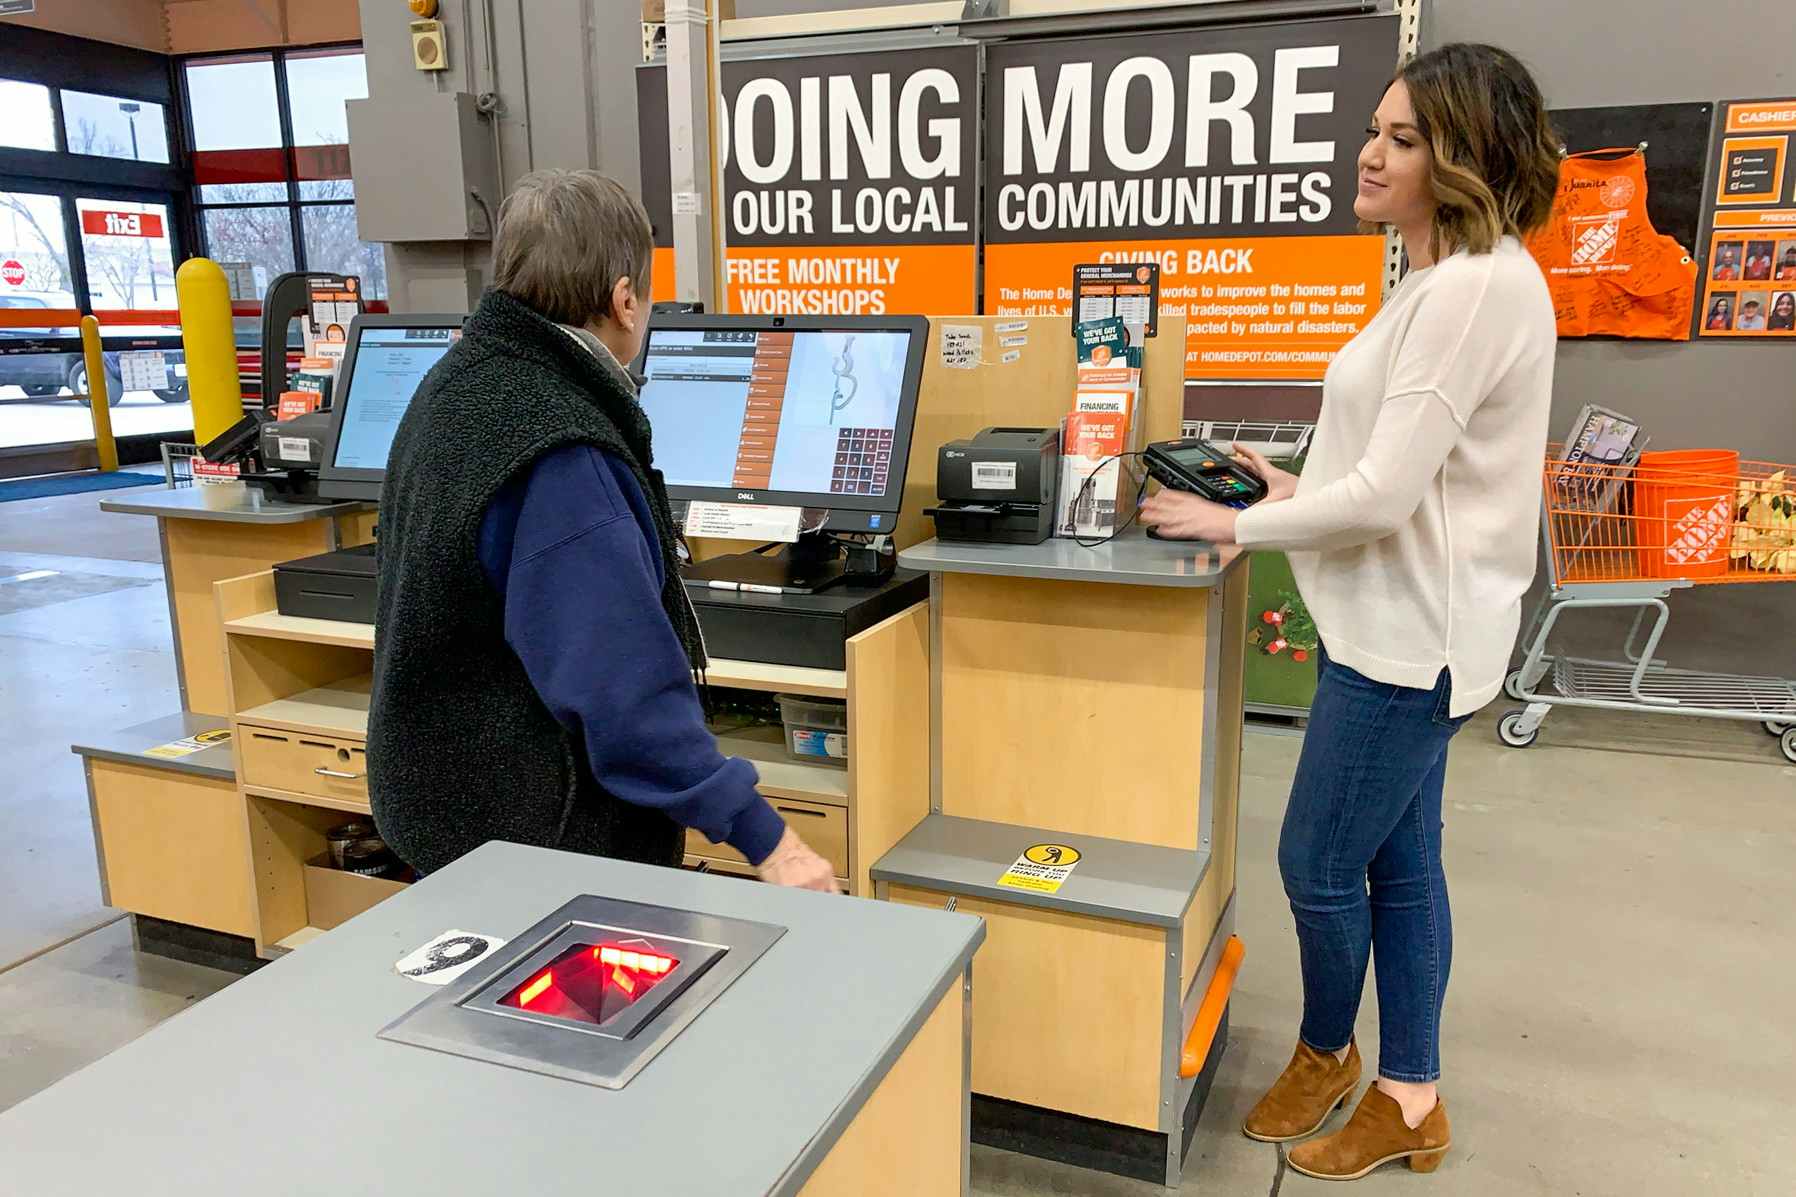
[1139,488,1240,544]
[1231,442,1299,503]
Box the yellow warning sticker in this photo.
[144,728,232,760]
[997,843,1083,894]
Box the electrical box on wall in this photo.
[346,91,499,242]
[410,20,448,71]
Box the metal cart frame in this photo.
[1499,466,1796,764]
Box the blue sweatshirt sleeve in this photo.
[477,443,787,865]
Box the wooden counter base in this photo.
[800,978,967,1195]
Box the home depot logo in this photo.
[1570,215,1621,266]
[1663,494,1734,566]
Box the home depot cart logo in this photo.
[1664,494,1734,566]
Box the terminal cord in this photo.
[1070,451,1151,548]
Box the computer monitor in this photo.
[637,314,928,591]
[638,314,927,523]
[317,313,465,501]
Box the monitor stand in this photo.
[682,531,846,595]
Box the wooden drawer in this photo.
[304,855,407,930]
[686,798,848,878]
[240,725,368,806]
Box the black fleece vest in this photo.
[367,288,701,875]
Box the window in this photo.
[0,191,78,413]
[301,204,386,296]
[75,197,178,335]
[0,190,74,304]
[60,91,171,164]
[201,207,296,279]
[186,56,282,150]
[185,47,385,299]
[0,79,56,152]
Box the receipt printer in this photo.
[258,409,333,472]
[927,427,1059,545]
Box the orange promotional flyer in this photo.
[639,47,979,317]
[986,235,1385,381]
[981,16,1397,382]
[1698,99,1796,338]
[1522,147,1697,339]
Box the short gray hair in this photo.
[492,170,653,326]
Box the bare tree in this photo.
[0,193,71,293]
[71,117,130,159]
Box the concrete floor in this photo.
[1,485,1793,1194]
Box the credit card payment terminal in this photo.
[1143,438,1269,509]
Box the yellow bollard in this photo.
[176,257,244,445]
[79,315,118,473]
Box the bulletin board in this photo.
[1696,98,1796,339]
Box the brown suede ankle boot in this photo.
[1242,1038,1361,1142]
[1287,1084,1451,1180]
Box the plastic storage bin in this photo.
[778,694,848,767]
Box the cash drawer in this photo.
[240,726,369,806]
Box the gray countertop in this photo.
[873,814,1207,928]
[100,485,370,524]
[0,840,984,1197]
[900,527,1245,588]
[70,711,235,780]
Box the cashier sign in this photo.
[998,843,1083,894]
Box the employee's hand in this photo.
[1140,488,1239,544]
[756,827,841,893]
[1231,442,1299,503]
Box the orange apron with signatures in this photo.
[1523,148,1697,340]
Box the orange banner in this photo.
[985,235,1386,381]
[1727,101,1796,133]
[649,244,976,316]
[1713,209,1796,230]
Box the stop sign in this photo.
[0,260,24,287]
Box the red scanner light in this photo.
[517,970,555,1007]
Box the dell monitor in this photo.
[317,313,465,501]
[636,314,928,592]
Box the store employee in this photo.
[367,169,836,892]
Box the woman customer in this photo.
[370,170,836,893]
[1142,44,1559,1180]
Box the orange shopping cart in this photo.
[1500,445,1796,763]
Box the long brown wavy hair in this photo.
[1372,44,1561,259]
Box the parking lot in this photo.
[0,387,194,450]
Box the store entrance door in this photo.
[0,180,188,479]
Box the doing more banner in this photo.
[983,15,1396,381]
[638,46,980,317]
[638,15,1397,381]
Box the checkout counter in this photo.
[0,842,984,1195]
[875,528,1247,1187]
[60,310,1244,1190]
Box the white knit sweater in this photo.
[1234,236,1556,717]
